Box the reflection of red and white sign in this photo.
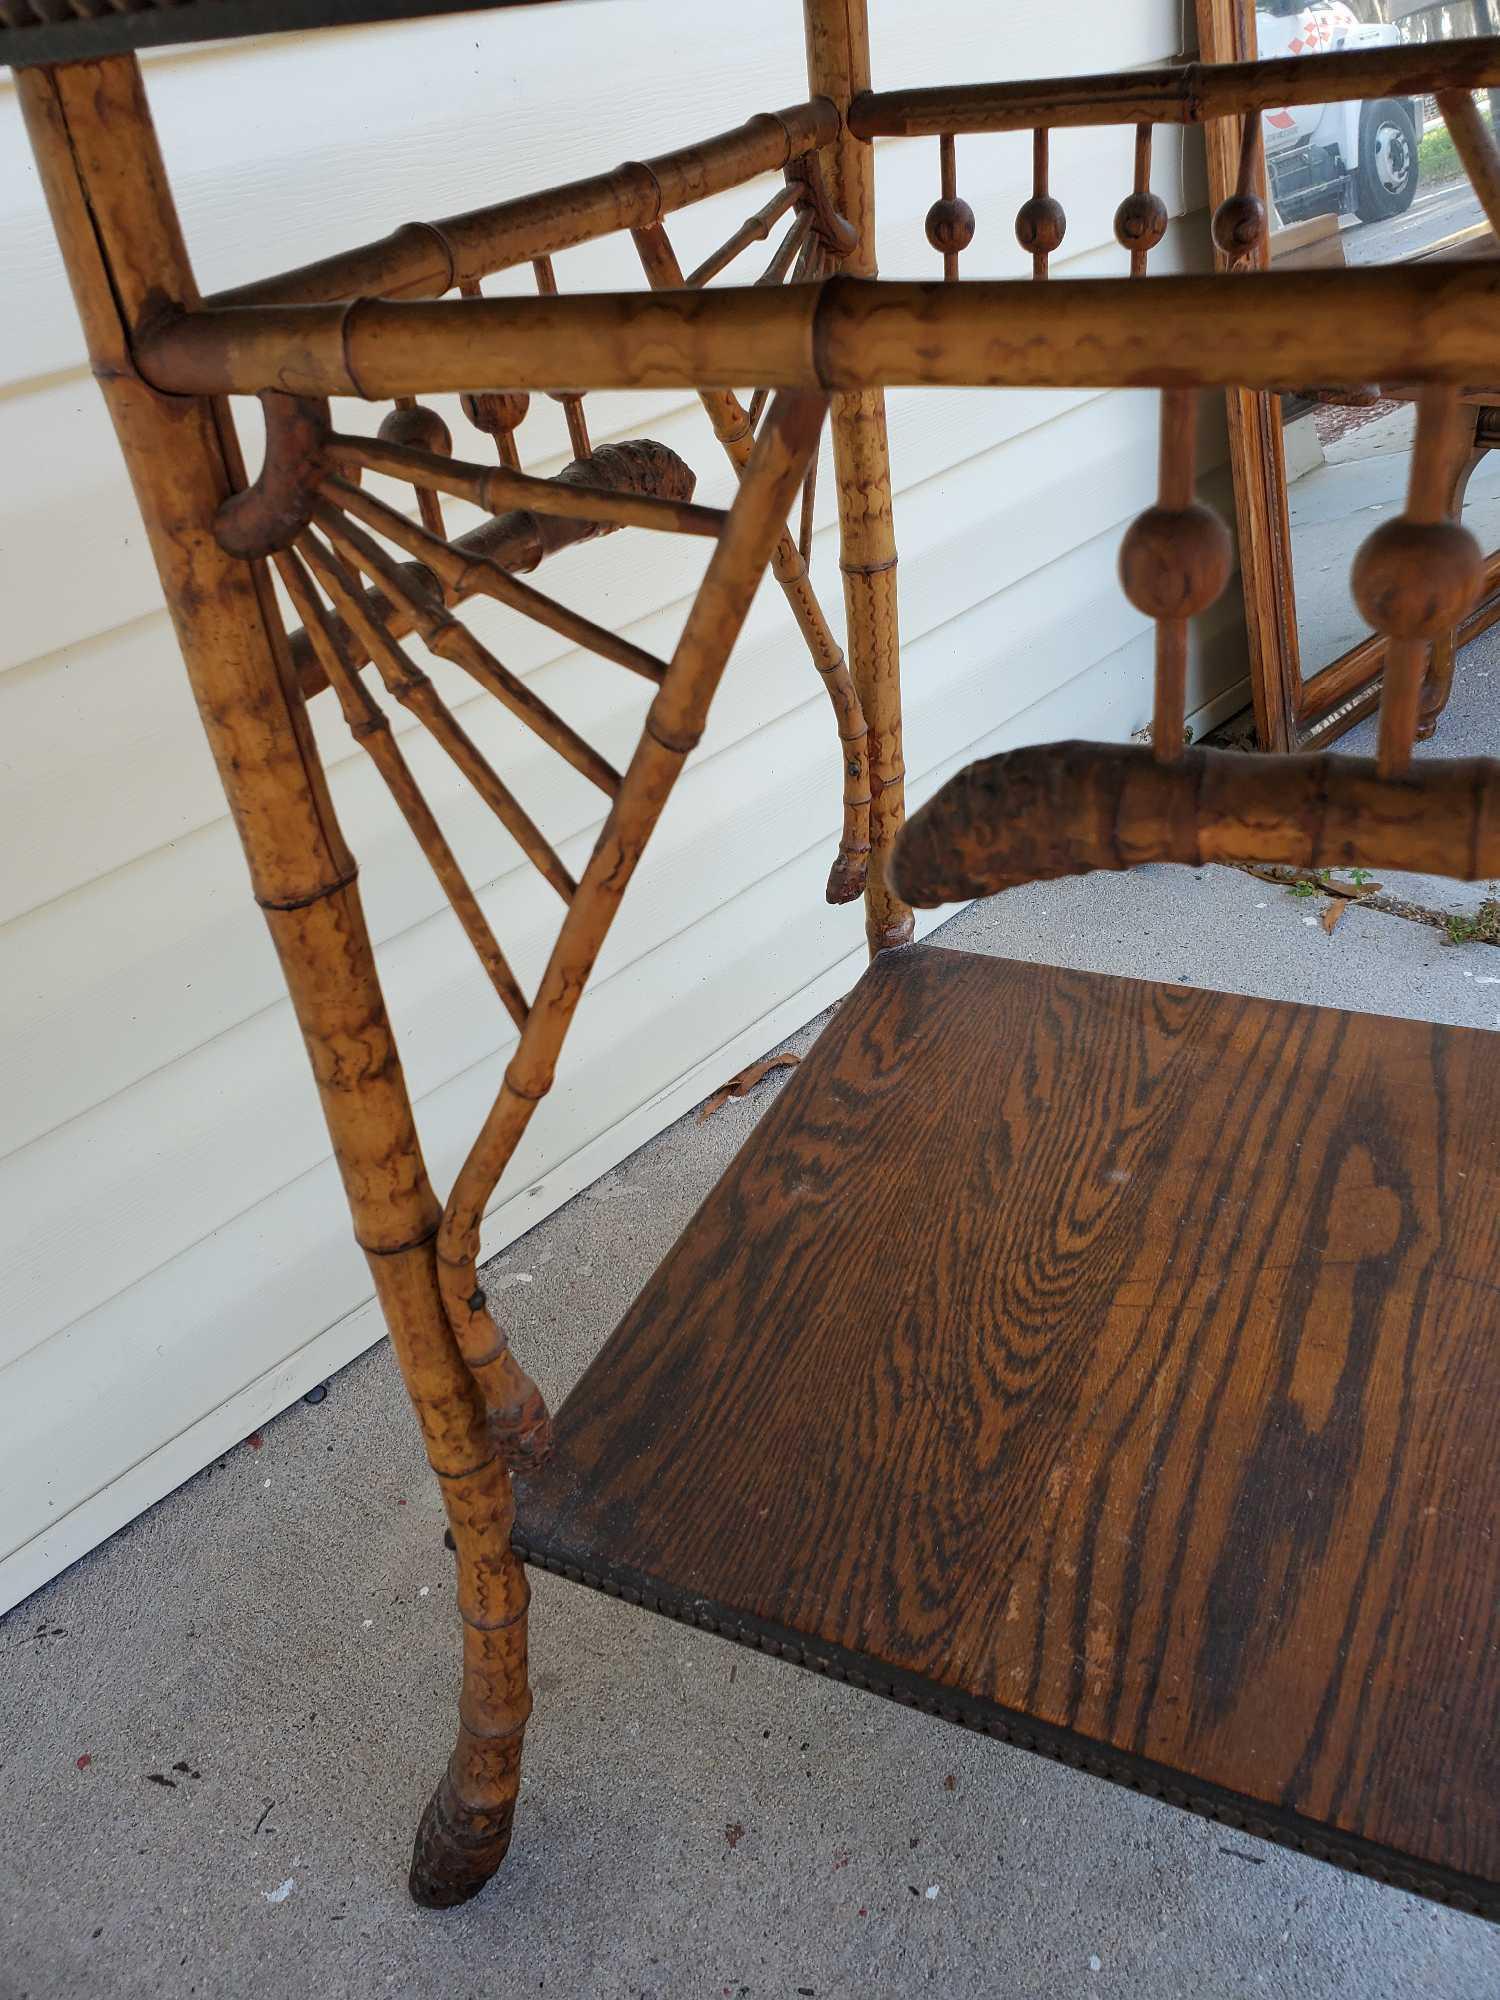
[1265,3,1359,129]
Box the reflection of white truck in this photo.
[1257,2,1420,223]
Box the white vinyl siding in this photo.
[0,0,1244,1609]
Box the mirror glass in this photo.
[1257,0,1500,718]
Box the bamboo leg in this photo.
[17,54,533,1911]
[804,0,913,955]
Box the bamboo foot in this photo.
[409,1741,522,1908]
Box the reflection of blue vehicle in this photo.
[1257,2,1421,224]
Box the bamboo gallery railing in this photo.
[17,25,1500,1911]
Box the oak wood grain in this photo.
[515,944,1500,1917]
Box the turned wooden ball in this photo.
[1014,193,1067,258]
[1211,192,1266,261]
[1113,189,1168,257]
[925,194,976,258]
[378,403,452,458]
[1350,518,1484,639]
[1119,503,1233,620]
[461,389,530,436]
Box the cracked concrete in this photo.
[3,635,1499,1999]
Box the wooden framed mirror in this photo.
[1198,0,1500,749]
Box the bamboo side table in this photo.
[7,0,1500,1922]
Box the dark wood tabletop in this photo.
[0,0,560,70]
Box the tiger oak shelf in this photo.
[515,945,1500,1917]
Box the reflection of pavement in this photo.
[1340,178,1484,265]
[1286,403,1500,677]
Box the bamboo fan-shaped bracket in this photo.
[213,381,826,1468]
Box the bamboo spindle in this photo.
[1212,111,1268,267]
[276,546,531,1027]
[297,519,579,903]
[1114,123,1168,277]
[322,462,671,683]
[323,430,725,539]
[1015,127,1066,279]
[531,255,591,461]
[926,133,975,281]
[458,278,529,470]
[15,51,540,1912]
[683,180,801,288]
[434,391,829,1437]
[738,217,824,439]
[314,477,622,798]
[805,0,912,953]
[1119,389,1231,764]
[290,438,696,698]
[1351,386,1483,779]
[632,217,870,904]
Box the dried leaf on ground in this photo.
[698,1051,800,1119]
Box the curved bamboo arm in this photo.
[434,391,828,1466]
[890,743,1500,906]
[140,268,1500,402]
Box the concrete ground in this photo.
[4,651,1500,2000]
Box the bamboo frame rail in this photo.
[140,267,1500,401]
[848,38,1500,136]
[207,99,840,308]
